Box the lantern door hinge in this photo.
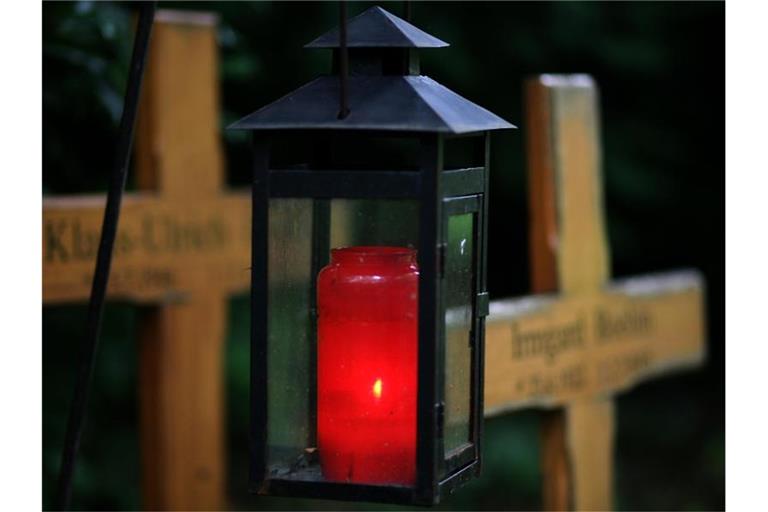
[436,401,445,435]
[438,243,447,278]
[476,292,489,317]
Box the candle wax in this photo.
[317,246,418,485]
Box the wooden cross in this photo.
[43,11,247,510]
[483,75,706,510]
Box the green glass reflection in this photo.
[444,212,475,454]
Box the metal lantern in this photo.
[231,5,514,505]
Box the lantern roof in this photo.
[230,6,515,134]
[305,6,449,48]
[230,75,513,134]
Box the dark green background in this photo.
[43,1,724,510]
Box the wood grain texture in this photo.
[134,10,223,199]
[567,398,614,511]
[42,193,250,303]
[134,13,230,510]
[548,74,611,511]
[139,298,226,510]
[527,74,612,511]
[540,409,570,511]
[526,76,558,294]
[484,271,705,413]
[525,76,571,511]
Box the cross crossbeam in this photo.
[485,270,705,414]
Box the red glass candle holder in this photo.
[317,246,419,485]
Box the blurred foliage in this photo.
[43,1,723,510]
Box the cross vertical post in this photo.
[133,11,227,510]
[527,75,613,510]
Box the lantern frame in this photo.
[248,130,492,505]
[235,5,514,505]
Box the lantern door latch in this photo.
[476,292,489,317]
[438,243,447,278]
[436,401,446,434]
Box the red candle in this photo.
[317,246,418,485]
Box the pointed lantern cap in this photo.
[305,5,449,48]
[230,6,515,134]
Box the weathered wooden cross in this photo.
[43,10,706,511]
[483,75,706,510]
[43,12,249,510]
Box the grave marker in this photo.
[483,75,706,510]
[43,11,247,510]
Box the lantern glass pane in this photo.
[443,212,475,455]
[266,198,314,475]
[265,197,420,487]
[329,199,419,248]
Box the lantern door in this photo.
[438,193,485,486]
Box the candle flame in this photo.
[372,378,383,399]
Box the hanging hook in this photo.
[338,1,350,119]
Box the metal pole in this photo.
[338,1,350,119]
[54,3,156,509]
